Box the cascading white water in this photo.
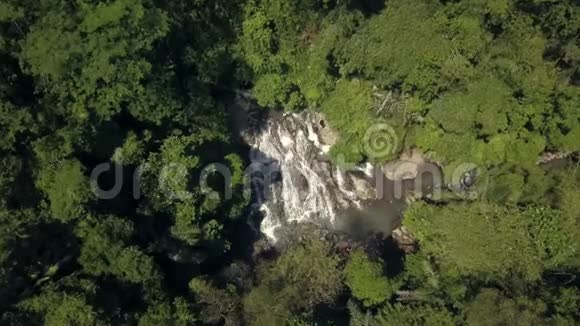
[247,111,379,242]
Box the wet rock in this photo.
[391,226,417,254]
[349,174,376,200]
[383,149,426,181]
[252,238,276,261]
[317,117,338,149]
[219,261,253,292]
[460,170,476,190]
[537,151,572,164]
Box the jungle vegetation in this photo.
[0,0,578,325]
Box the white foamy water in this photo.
[247,112,378,242]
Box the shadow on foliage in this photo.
[347,0,386,16]
[381,237,406,278]
[0,222,80,310]
[94,277,148,322]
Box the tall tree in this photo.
[244,239,343,325]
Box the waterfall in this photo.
[246,111,380,243]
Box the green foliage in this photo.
[428,78,512,137]
[18,0,170,120]
[238,0,352,110]
[371,303,455,326]
[553,288,580,318]
[405,202,578,282]
[0,209,40,266]
[523,205,579,269]
[20,292,101,326]
[140,131,247,252]
[554,165,580,222]
[1,0,579,324]
[76,215,159,283]
[0,156,22,208]
[321,79,374,163]
[138,298,197,326]
[244,239,343,325]
[142,135,201,209]
[345,250,400,307]
[0,101,34,151]
[333,0,579,201]
[546,86,580,153]
[465,289,549,326]
[189,277,242,326]
[171,202,202,246]
[112,131,151,165]
[142,132,230,210]
[36,159,90,222]
[0,2,23,23]
[339,0,485,97]
[226,153,245,189]
[32,128,81,166]
[18,277,104,326]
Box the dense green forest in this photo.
[0,0,578,325]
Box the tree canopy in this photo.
[0,0,578,325]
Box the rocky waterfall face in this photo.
[247,111,380,242]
